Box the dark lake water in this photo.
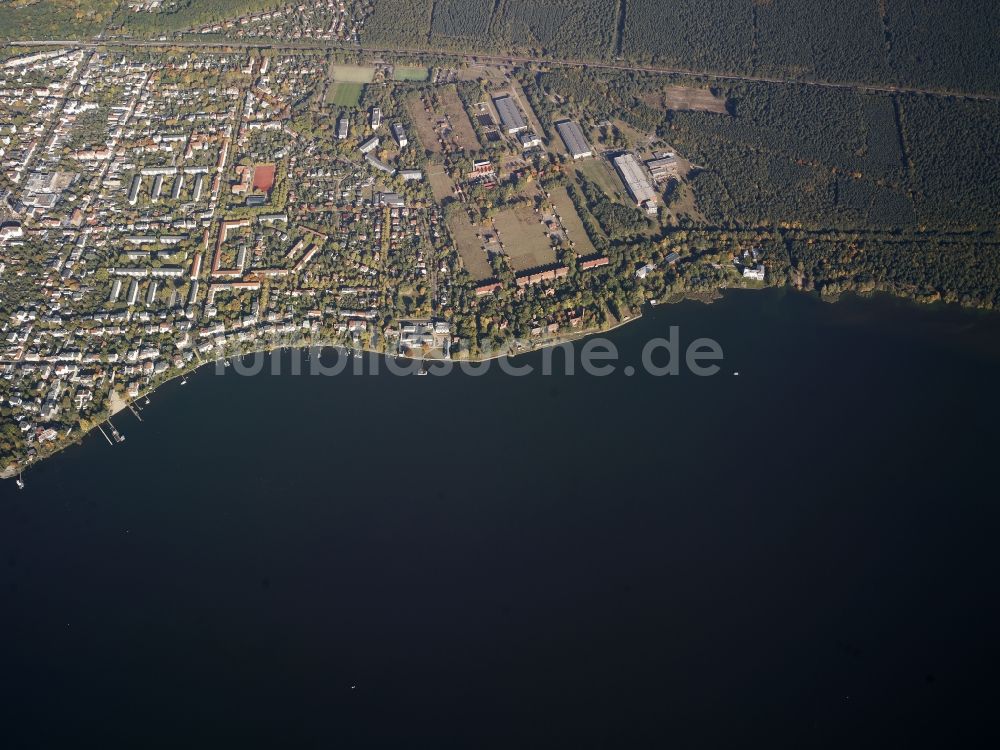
[2,288,1000,748]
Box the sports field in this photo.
[327,82,364,106]
[326,64,376,107]
[393,65,430,82]
[329,64,376,82]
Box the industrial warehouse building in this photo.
[493,95,527,134]
[556,120,592,159]
[646,153,681,182]
[612,153,659,215]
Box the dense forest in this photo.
[887,0,1000,96]
[5,1,998,97]
[900,96,1000,230]
[364,0,430,46]
[0,0,118,39]
[430,0,494,39]
[786,234,1000,310]
[426,0,618,58]
[622,0,754,72]
[114,0,285,35]
[371,0,1000,95]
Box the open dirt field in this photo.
[426,165,454,203]
[406,92,442,154]
[448,213,493,280]
[547,185,595,256]
[494,205,557,272]
[655,86,729,114]
[440,86,480,151]
[575,157,626,203]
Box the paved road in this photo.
[6,36,1000,103]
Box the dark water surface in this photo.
[2,289,999,748]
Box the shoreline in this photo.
[0,309,644,481]
[4,284,1000,482]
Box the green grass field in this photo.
[326,82,365,107]
[328,64,376,83]
[326,64,375,107]
[393,66,430,82]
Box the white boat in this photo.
[16,474,24,490]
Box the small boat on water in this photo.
[181,376,187,385]
[16,473,24,490]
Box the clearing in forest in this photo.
[659,86,729,114]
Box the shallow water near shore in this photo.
[2,287,1000,747]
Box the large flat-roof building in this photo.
[493,95,527,135]
[391,122,408,148]
[612,153,659,215]
[519,131,542,149]
[646,154,681,182]
[171,173,184,200]
[365,153,396,175]
[556,120,592,160]
[337,114,350,140]
[191,173,205,202]
[150,174,164,202]
[127,174,142,205]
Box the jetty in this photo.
[127,401,143,422]
[107,420,125,443]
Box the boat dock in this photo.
[127,401,143,422]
